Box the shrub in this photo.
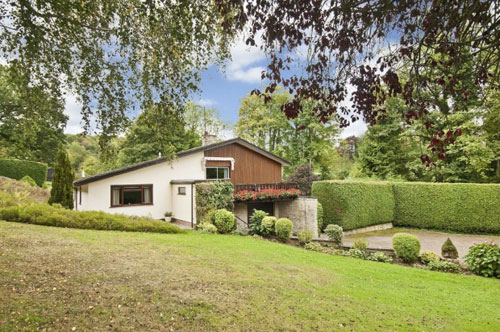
[195,182,234,225]
[213,209,235,234]
[367,252,393,263]
[312,181,394,230]
[249,209,268,235]
[275,218,293,242]
[199,208,216,225]
[0,203,185,234]
[441,238,459,259]
[260,216,276,237]
[285,163,319,196]
[353,238,368,251]
[348,248,366,259]
[393,182,500,234]
[21,175,37,187]
[0,159,48,187]
[464,242,500,278]
[297,229,313,245]
[197,223,218,234]
[392,233,421,263]
[420,251,440,265]
[317,202,324,232]
[428,261,461,273]
[324,224,343,246]
[304,242,323,252]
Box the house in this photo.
[74,137,303,227]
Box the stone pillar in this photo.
[276,197,318,238]
[234,203,248,229]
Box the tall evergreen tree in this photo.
[49,148,74,209]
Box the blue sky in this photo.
[64,39,367,139]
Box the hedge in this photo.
[393,182,500,234]
[0,204,185,234]
[0,159,48,187]
[311,181,394,231]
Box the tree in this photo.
[235,88,339,177]
[183,102,229,138]
[285,164,319,196]
[117,104,200,166]
[1,0,233,138]
[49,148,74,209]
[0,65,67,164]
[217,0,500,161]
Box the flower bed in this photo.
[233,188,301,202]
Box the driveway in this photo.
[341,227,500,261]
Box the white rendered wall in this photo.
[76,151,205,219]
[171,184,195,223]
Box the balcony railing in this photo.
[234,182,298,192]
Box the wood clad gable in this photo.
[205,143,282,185]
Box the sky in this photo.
[64,39,367,139]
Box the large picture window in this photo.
[206,167,229,180]
[111,185,153,207]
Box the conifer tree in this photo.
[49,148,74,209]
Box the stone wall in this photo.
[275,197,318,238]
[234,203,248,229]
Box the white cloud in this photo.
[64,92,84,134]
[225,37,266,84]
[340,120,367,139]
[196,98,217,107]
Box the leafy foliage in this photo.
[1,0,232,139]
[218,1,499,162]
[420,251,440,265]
[0,65,67,165]
[392,233,421,264]
[297,229,313,245]
[275,218,293,243]
[464,243,500,278]
[312,181,394,231]
[304,242,323,252]
[285,164,319,196]
[213,209,235,234]
[248,209,268,235]
[324,224,343,247]
[393,183,500,234]
[367,252,393,263]
[197,223,218,234]
[427,261,461,273]
[20,176,37,187]
[117,104,200,166]
[260,216,276,238]
[441,238,459,260]
[49,149,74,209]
[195,182,234,225]
[0,159,48,187]
[353,239,368,252]
[0,204,184,234]
[316,202,324,232]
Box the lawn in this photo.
[1,221,499,331]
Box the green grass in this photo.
[1,221,500,331]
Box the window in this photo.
[111,185,153,207]
[178,186,186,195]
[206,167,229,180]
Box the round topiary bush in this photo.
[297,229,313,245]
[260,216,276,237]
[392,233,421,263]
[441,238,459,259]
[324,224,343,246]
[213,209,235,234]
[420,251,440,265]
[275,218,293,242]
[249,209,268,235]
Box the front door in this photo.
[247,202,274,222]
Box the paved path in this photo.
[339,228,500,261]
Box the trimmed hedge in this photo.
[311,181,394,231]
[393,182,500,234]
[0,204,185,234]
[0,159,48,187]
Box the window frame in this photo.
[177,186,186,195]
[110,184,153,207]
[205,167,230,180]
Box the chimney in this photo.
[202,132,217,146]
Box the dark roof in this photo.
[74,138,290,186]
